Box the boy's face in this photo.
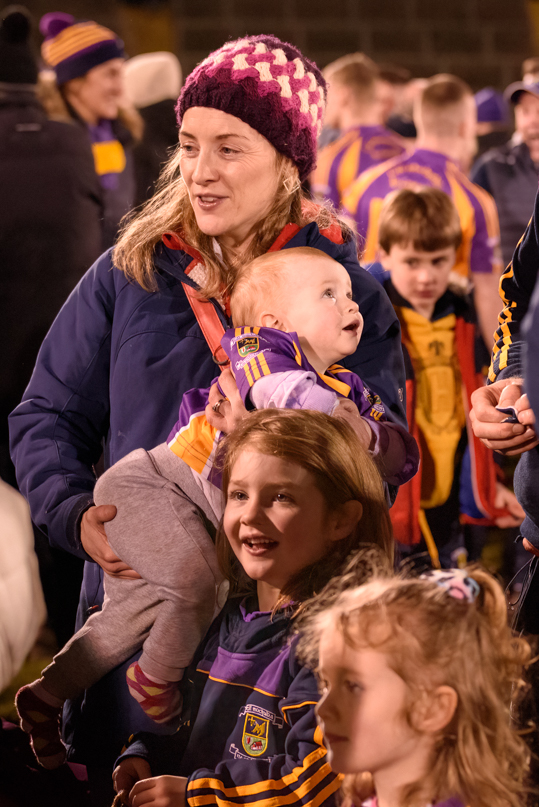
[269,256,363,373]
[379,242,456,318]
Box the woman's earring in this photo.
[283,176,301,195]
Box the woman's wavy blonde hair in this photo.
[214,409,393,614]
[113,144,343,299]
[298,566,533,807]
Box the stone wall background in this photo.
[25,0,533,90]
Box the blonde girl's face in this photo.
[316,630,431,784]
[223,451,342,611]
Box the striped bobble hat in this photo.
[40,12,124,85]
[176,35,326,181]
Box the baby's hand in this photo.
[128,775,188,807]
[332,399,374,450]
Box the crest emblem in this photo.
[242,713,269,756]
[237,336,259,358]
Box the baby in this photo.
[16,246,418,769]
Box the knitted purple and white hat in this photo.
[176,36,326,181]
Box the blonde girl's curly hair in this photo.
[298,565,533,807]
[215,409,393,612]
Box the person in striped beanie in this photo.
[39,12,139,249]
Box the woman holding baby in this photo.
[9,35,407,797]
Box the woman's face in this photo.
[65,58,125,125]
[179,107,281,252]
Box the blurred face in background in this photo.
[64,58,125,125]
[514,92,539,160]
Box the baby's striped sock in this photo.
[126,662,182,724]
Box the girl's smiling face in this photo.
[223,451,343,611]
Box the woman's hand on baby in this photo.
[470,378,538,455]
[332,399,374,450]
[127,774,188,807]
[81,505,141,579]
[205,367,248,434]
[113,757,152,804]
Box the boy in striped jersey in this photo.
[311,54,406,209]
[342,74,503,351]
[16,247,417,769]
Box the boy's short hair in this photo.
[378,187,462,254]
[323,53,379,104]
[417,74,473,137]
[230,246,332,325]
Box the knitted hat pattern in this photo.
[40,12,124,85]
[0,6,38,85]
[176,36,326,180]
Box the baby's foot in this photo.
[126,662,182,725]
[15,681,66,769]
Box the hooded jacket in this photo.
[9,220,407,767]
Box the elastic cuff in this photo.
[66,493,95,560]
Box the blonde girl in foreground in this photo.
[299,566,532,807]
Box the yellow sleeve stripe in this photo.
[337,137,362,197]
[258,352,271,377]
[188,726,333,801]
[293,340,303,367]
[318,372,351,397]
[168,414,218,474]
[446,173,475,278]
[456,168,501,240]
[195,668,280,699]
[281,700,318,714]
[244,362,254,387]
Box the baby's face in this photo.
[277,256,363,374]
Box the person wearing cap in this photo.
[471,81,539,269]
[124,51,182,205]
[9,35,407,792]
[39,12,141,249]
[473,87,511,159]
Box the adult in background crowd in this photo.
[523,56,539,84]
[343,74,503,350]
[39,12,141,249]
[9,35,408,800]
[472,81,539,269]
[124,51,182,205]
[473,87,511,159]
[311,53,406,209]
[0,6,103,651]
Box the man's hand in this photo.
[332,399,374,451]
[81,505,141,579]
[493,482,525,528]
[113,757,152,804]
[205,368,248,434]
[469,377,539,456]
[127,774,188,807]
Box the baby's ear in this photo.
[259,312,287,331]
[415,686,458,735]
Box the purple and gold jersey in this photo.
[166,327,387,484]
[342,148,502,278]
[311,124,407,208]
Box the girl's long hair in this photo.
[216,409,393,613]
[298,567,533,807]
[113,145,344,299]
